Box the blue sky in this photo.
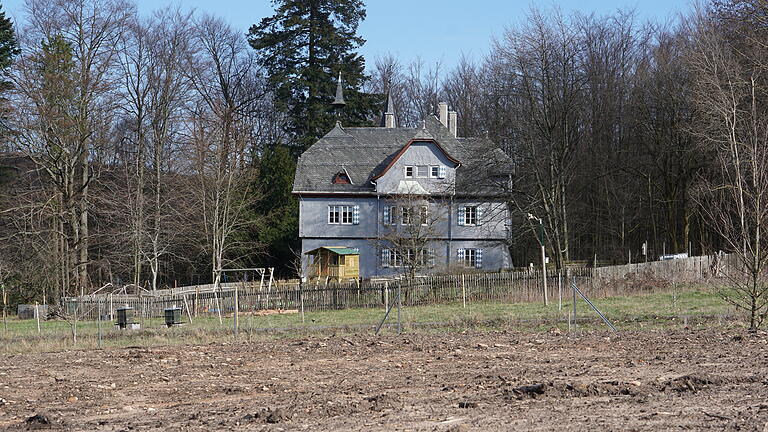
[1,0,691,70]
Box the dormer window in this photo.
[332,171,351,184]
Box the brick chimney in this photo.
[448,110,457,137]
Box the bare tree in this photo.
[492,8,585,269]
[689,2,768,329]
[10,0,132,300]
[187,15,264,290]
[375,184,448,280]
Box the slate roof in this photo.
[293,116,513,197]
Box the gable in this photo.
[373,141,458,195]
[370,139,460,182]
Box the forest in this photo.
[0,0,766,308]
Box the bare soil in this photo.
[1,329,767,431]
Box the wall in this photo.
[299,196,379,238]
[300,237,511,279]
[375,141,457,195]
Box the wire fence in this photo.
[59,254,727,321]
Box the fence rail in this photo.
[61,254,729,321]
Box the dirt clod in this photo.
[509,383,547,399]
[242,407,292,424]
[25,413,52,430]
[364,393,400,411]
[664,374,720,393]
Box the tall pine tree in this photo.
[250,144,300,276]
[0,3,19,144]
[248,0,379,152]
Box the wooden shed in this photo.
[306,246,360,280]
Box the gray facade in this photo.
[294,107,513,279]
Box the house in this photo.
[293,87,513,279]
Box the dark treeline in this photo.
[0,0,765,309]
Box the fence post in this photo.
[214,287,223,325]
[194,286,199,317]
[570,269,577,328]
[397,281,402,335]
[384,282,389,312]
[97,301,102,349]
[183,295,193,324]
[300,281,305,324]
[462,274,466,309]
[233,283,239,338]
[35,302,40,334]
[2,283,7,333]
[558,270,562,311]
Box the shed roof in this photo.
[306,246,360,255]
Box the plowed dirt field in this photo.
[1,329,767,431]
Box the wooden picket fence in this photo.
[62,254,729,321]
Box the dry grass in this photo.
[0,285,740,354]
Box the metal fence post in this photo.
[233,283,239,338]
[569,269,576,328]
[97,301,102,349]
[397,281,402,335]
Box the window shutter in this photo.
[438,165,446,178]
[383,206,391,225]
[458,206,466,226]
[457,248,465,263]
[476,206,484,226]
[475,249,483,268]
[428,249,436,267]
[381,249,390,268]
[353,205,360,225]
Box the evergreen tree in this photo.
[248,0,379,153]
[0,4,19,143]
[251,144,299,276]
[0,5,18,75]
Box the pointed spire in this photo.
[332,72,346,108]
[380,92,396,128]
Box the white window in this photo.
[457,248,483,268]
[405,249,426,267]
[328,205,340,224]
[328,205,354,225]
[401,206,412,225]
[419,205,428,226]
[383,205,394,225]
[465,206,477,225]
[394,250,405,267]
[404,166,414,178]
[399,205,428,226]
[430,166,440,178]
[417,165,429,178]
[382,249,404,268]
[464,248,476,267]
[458,206,479,226]
[382,248,432,268]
